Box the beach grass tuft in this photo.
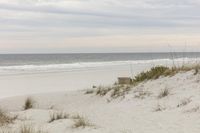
[24,97,35,110]
[177,98,192,107]
[158,88,170,99]
[72,116,91,128]
[110,85,131,98]
[96,86,112,96]
[20,124,47,133]
[154,104,166,112]
[132,66,171,84]
[86,64,200,99]
[0,109,16,126]
[133,65,200,84]
[49,111,69,123]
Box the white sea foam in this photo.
[0,58,199,75]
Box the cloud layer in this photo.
[0,0,200,53]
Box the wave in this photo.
[0,58,199,74]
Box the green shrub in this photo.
[85,65,200,99]
[24,97,35,110]
[111,85,131,98]
[133,66,170,83]
[96,86,112,96]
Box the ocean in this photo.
[0,52,200,97]
[1,52,200,66]
[0,52,200,75]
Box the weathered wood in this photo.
[118,77,132,84]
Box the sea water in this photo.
[0,52,200,75]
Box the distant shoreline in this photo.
[1,51,200,55]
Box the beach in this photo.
[0,53,199,98]
[0,54,200,132]
[0,55,165,98]
[1,0,200,132]
[0,67,200,133]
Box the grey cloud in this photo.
[1,0,200,50]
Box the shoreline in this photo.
[0,58,199,98]
[0,63,150,98]
[0,68,200,132]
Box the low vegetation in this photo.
[158,88,170,99]
[72,116,91,128]
[24,97,35,110]
[49,111,69,123]
[110,85,131,98]
[132,66,171,84]
[177,98,192,107]
[49,112,92,129]
[134,90,151,99]
[154,104,166,112]
[85,89,94,94]
[20,124,47,133]
[185,106,200,113]
[95,86,112,96]
[93,85,131,99]
[0,109,16,126]
[132,65,200,84]
[71,114,82,120]
[86,65,200,99]
[194,65,200,75]
[0,123,47,133]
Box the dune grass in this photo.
[92,85,131,99]
[72,116,91,128]
[49,111,69,123]
[132,66,170,84]
[85,66,173,98]
[24,97,35,110]
[0,109,16,126]
[132,65,200,84]
[154,104,166,112]
[185,106,200,113]
[20,124,47,133]
[158,88,170,99]
[177,97,192,107]
[86,65,200,98]
[134,90,151,99]
[110,85,131,98]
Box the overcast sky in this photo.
[0,0,200,53]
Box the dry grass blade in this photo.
[49,111,69,123]
[73,116,91,128]
[177,98,192,107]
[158,88,170,99]
[0,109,16,126]
[24,97,35,110]
[153,104,166,112]
[20,124,48,133]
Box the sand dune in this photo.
[0,69,200,133]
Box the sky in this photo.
[1,0,200,53]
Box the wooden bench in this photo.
[118,77,132,84]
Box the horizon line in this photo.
[1,51,200,55]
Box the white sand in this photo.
[0,63,157,98]
[0,58,195,98]
[1,70,200,133]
